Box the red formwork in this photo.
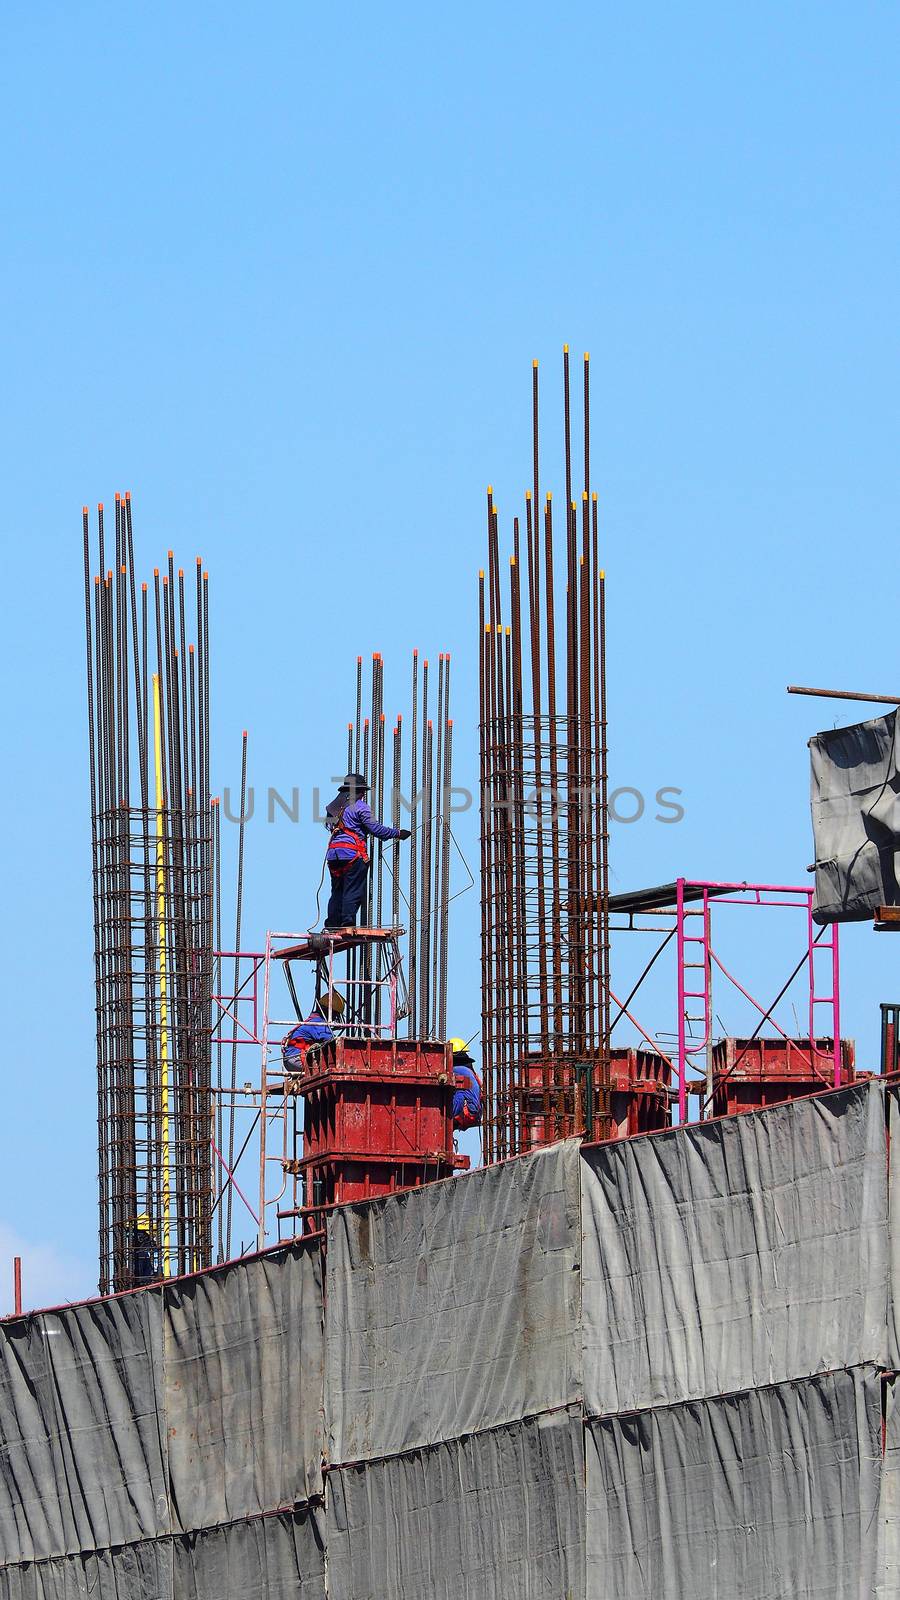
[286,1036,465,1233]
[610,1050,672,1139]
[711,1036,856,1117]
[302,1154,457,1213]
[298,1037,455,1164]
[518,1049,671,1150]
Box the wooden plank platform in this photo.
[874,906,900,931]
[274,927,405,961]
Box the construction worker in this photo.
[324,771,410,930]
[449,1038,482,1130]
[131,1214,157,1287]
[283,992,344,1070]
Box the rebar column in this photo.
[83,499,214,1293]
[479,349,612,1157]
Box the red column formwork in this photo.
[518,1048,671,1151]
[711,1035,856,1118]
[292,1037,468,1229]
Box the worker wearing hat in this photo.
[323,771,410,931]
[283,990,345,1070]
[449,1038,482,1130]
[131,1213,157,1287]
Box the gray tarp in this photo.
[165,1243,325,1522]
[0,1511,325,1600]
[326,1409,584,1600]
[4,1092,900,1595]
[325,1141,582,1465]
[173,1510,325,1599]
[810,711,900,922]
[580,1080,888,1415]
[884,1090,900,1595]
[878,1376,900,1598]
[0,1240,323,1567]
[0,1537,173,1600]
[585,1366,882,1600]
[888,1087,900,1371]
[0,1291,168,1562]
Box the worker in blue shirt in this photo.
[282,993,343,1070]
[324,771,410,931]
[448,1038,482,1129]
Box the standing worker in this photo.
[323,771,411,931]
[130,1214,157,1287]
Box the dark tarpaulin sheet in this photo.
[173,1510,325,1600]
[810,711,900,922]
[879,1375,900,1598]
[0,1511,324,1600]
[325,1141,582,1465]
[0,1290,168,1562]
[581,1081,888,1415]
[3,1091,900,1596]
[165,1243,325,1523]
[0,1536,173,1599]
[888,1088,900,1372]
[0,1240,324,1568]
[326,1409,585,1600]
[586,1366,882,1600]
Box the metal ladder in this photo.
[676,881,712,1118]
[806,906,841,1087]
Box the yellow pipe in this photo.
[153,675,172,1277]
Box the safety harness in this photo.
[325,800,369,872]
[452,1064,483,1128]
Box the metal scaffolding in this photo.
[83,497,214,1292]
[203,648,472,1260]
[480,349,611,1159]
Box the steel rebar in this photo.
[478,348,613,1156]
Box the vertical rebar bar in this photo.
[225,731,248,1258]
[439,716,452,1040]
[408,651,419,1036]
[392,717,401,930]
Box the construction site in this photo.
[1,350,899,1599]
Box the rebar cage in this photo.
[93,805,213,1290]
[479,350,612,1161]
[480,712,610,1158]
[83,497,215,1293]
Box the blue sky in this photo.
[1,1,898,1307]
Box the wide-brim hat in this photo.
[313,990,346,1018]
[341,771,369,791]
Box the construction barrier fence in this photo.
[0,1080,897,1597]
